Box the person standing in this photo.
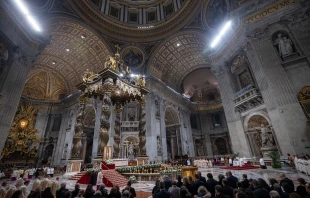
[122,181,136,198]
[241,174,249,189]
[259,157,266,169]
[279,173,294,193]
[206,173,218,197]
[168,181,180,198]
[226,171,238,189]
[155,182,170,198]
[163,176,172,190]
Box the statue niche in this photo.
[272,31,297,61]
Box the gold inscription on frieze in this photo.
[243,0,304,24]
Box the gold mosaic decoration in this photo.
[1,104,41,158]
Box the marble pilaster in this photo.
[92,101,102,159]
[213,66,252,157]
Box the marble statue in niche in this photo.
[273,33,295,58]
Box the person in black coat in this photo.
[176,175,183,188]
[241,174,249,189]
[215,185,229,198]
[89,171,97,186]
[163,176,172,190]
[56,183,69,198]
[226,171,238,189]
[252,179,269,198]
[155,182,171,198]
[206,173,218,197]
[152,180,160,198]
[280,173,294,193]
[122,181,136,198]
[192,174,204,196]
[42,187,54,198]
[296,178,309,198]
[222,179,233,198]
[197,171,207,185]
[71,184,80,198]
[92,190,104,198]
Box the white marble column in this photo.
[159,99,168,160]
[145,94,158,161]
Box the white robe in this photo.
[97,171,103,185]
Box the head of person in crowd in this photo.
[74,184,80,191]
[63,191,72,198]
[242,174,247,180]
[258,178,269,188]
[282,182,291,193]
[251,179,259,188]
[215,185,223,195]
[226,171,232,177]
[237,182,244,189]
[235,190,247,198]
[61,182,67,189]
[280,173,286,179]
[269,178,278,186]
[183,177,190,185]
[297,178,306,186]
[270,190,280,198]
[159,181,165,190]
[222,179,229,187]
[56,176,60,181]
[172,181,177,186]
[195,173,200,180]
[207,173,213,179]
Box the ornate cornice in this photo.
[67,0,202,42]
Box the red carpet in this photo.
[102,170,128,187]
[220,166,260,170]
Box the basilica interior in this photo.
[0,0,310,196]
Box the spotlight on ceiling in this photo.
[210,20,232,48]
[66,48,70,52]
[52,61,56,65]
[13,0,41,32]
[176,43,181,47]
[81,35,86,39]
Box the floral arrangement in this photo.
[160,168,182,174]
[86,168,100,174]
[115,163,161,173]
[129,175,137,183]
[104,159,114,165]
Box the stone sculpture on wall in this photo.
[273,33,295,58]
[157,136,162,155]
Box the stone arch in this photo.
[147,30,210,91]
[243,111,271,131]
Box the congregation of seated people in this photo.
[152,171,310,198]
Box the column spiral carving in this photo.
[113,105,122,158]
[98,96,111,156]
[71,96,87,158]
[138,98,147,156]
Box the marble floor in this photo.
[1,166,309,196]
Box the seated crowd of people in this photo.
[152,171,310,198]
